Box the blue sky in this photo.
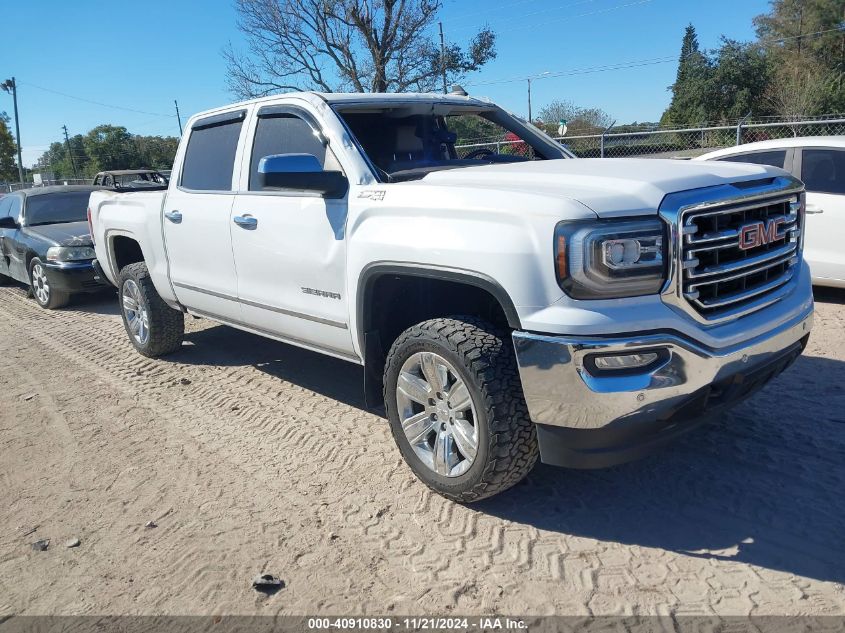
[4,0,771,167]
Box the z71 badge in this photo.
[358,190,386,201]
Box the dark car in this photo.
[92,169,168,190]
[0,185,109,309]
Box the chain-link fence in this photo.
[456,115,845,160]
[2,178,92,193]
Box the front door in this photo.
[163,110,248,322]
[799,147,845,284]
[229,105,353,358]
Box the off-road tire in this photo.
[118,262,184,357]
[384,316,538,503]
[29,257,70,309]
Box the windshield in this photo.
[334,103,570,182]
[25,191,91,226]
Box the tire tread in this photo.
[119,262,184,357]
[384,316,538,503]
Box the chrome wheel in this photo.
[122,279,150,346]
[31,263,50,305]
[396,351,479,477]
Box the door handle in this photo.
[805,204,824,215]
[233,215,258,229]
[164,210,183,223]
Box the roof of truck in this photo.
[189,91,491,121]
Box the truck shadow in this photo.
[160,321,844,585]
[477,352,845,585]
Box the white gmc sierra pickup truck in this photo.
[89,92,814,502]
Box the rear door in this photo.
[228,104,354,358]
[163,109,248,322]
[798,147,845,284]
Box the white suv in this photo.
[697,136,845,288]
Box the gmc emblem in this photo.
[739,217,787,251]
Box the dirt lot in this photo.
[0,283,843,616]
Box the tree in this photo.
[754,0,845,113]
[765,65,829,120]
[537,99,612,134]
[223,0,496,97]
[704,38,773,121]
[83,125,140,172]
[0,112,17,182]
[662,24,712,126]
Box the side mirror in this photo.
[0,216,18,229]
[258,154,348,199]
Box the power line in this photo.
[465,27,845,88]
[17,80,175,118]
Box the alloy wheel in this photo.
[395,351,479,477]
[31,263,50,305]
[122,279,150,346]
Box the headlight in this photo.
[554,219,666,299]
[46,246,96,262]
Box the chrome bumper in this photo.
[512,306,813,432]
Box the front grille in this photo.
[680,193,802,320]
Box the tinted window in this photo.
[8,195,21,220]
[715,150,786,168]
[181,116,243,191]
[24,192,91,226]
[0,196,12,218]
[801,149,845,195]
[249,114,327,190]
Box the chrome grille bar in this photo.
[678,189,802,321]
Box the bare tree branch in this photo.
[223,0,496,98]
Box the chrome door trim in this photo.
[172,281,348,329]
[188,308,361,364]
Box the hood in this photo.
[24,221,93,247]
[418,158,789,218]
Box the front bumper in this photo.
[43,260,109,293]
[512,305,813,469]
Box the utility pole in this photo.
[527,78,532,123]
[62,125,79,179]
[438,22,448,94]
[1,77,24,184]
[174,99,183,136]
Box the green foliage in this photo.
[662,24,711,126]
[0,111,17,181]
[33,125,179,180]
[537,100,613,135]
[663,2,845,125]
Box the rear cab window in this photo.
[715,149,787,169]
[180,110,246,191]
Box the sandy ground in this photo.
[0,283,843,617]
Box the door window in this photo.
[801,149,845,195]
[180,111,245,191]
[715,149,787,169]
[249,113,328,191]
[0,196,12,218]
[7,195,21,221]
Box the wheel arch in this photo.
[356,262,521,407]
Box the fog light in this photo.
[592,352,659,371]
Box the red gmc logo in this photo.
[739,217,787,251]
